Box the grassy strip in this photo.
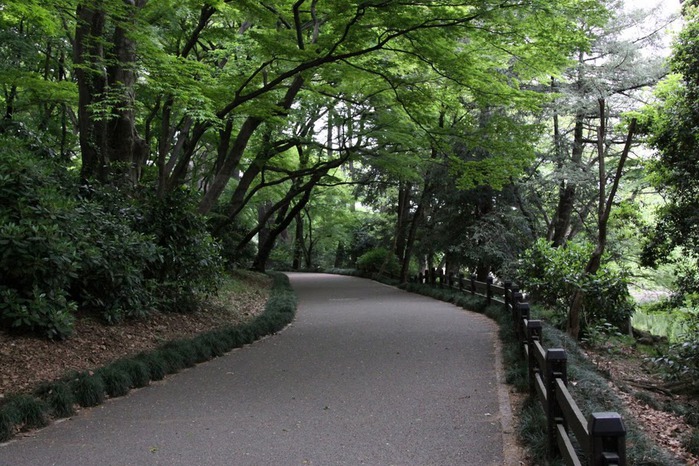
[325,269,681,465]
[0,272,296,443]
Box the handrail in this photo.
[411,272,627,465]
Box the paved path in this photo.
[1,273,513,465]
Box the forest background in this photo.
[0,0,698,455]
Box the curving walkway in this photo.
[0,273,514,466]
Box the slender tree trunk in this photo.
[550,114,584,246]
[292,214,304,270]
[567,101,636,339]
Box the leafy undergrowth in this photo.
[0,271,296,443]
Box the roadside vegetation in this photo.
[1,0,698,462]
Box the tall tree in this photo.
[642,0,699,294]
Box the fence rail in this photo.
[412,270,627,466]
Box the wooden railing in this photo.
[412,270,627,466]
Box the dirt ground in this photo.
[585,342,699,465]
[0,271,271,398]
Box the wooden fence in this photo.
[412,269,627,466]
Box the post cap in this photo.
[589,412,626,436]
[546,348,567,362]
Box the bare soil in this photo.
[0,271,271,399]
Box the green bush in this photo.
[138,188,224,313]
[0,140,79,338]
[134,352,167,381]
[96,366,133,398]
[356,247,400,276]
[517,239,634,333]
[70,199,159,323]
[5,394,49,430]
[34,381,75,418]
[70,372,105,407]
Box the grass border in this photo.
[0,272,296,443]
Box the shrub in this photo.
[685,428,699,457]
[137,188,224,313]
[112,359,150,388]
[96,366,133,398]
[70,372,105,407]
[34,381,75,418]
[356,247,400,276]
[70,199,159,323]
[0,403,17,442]
[5,394,49,430]
[134,352,167,381]
[0,139,79,338]
[517,239,634,333]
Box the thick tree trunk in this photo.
[74,1,147,185]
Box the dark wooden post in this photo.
[430,268,436,286]
[418,271,423,284]
[588,412,626,466]
[515,301,530,345]
[504,281,512,312]
[448,272,455,289]
[470,274,476,295]
[438,269,444,288]
[486,276,493,305]
[458,273,464,291]
[545,348,568,457]
[526,320,543,392]
[511,291,523,335]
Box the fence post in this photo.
[504,281,512,312]
[438,269,444,288]
[545,348,568,458]
[486,276,494,305]
[515,301,530,345]
[430,268,436,286]
[511,291,523,335]
[448,272,455,288]
[526,320,543,392]
[459,273,464,291]
[588,412,626,466]
[418,271,423,284]
[470,274,476,295]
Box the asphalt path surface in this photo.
[1,273,513,466]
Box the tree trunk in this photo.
[74,1,147,185]
[567,103,636,339]
[550,114,584,246]
[292,213,304,270]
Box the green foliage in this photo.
[34,381,75,418]
[5,394,49,430]
[134,352,167,381]
[0,136,227,336]
[356,247,400,276]
[0,138,78,338]
[71,197,159,323]
[70,372,106,408]
[96,366,133,398]
[138,188,224,313]
[685,428,699,457]
[518,239,634,332]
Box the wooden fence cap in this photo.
[589,412,626,435]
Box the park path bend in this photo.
[0,273,513,466]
